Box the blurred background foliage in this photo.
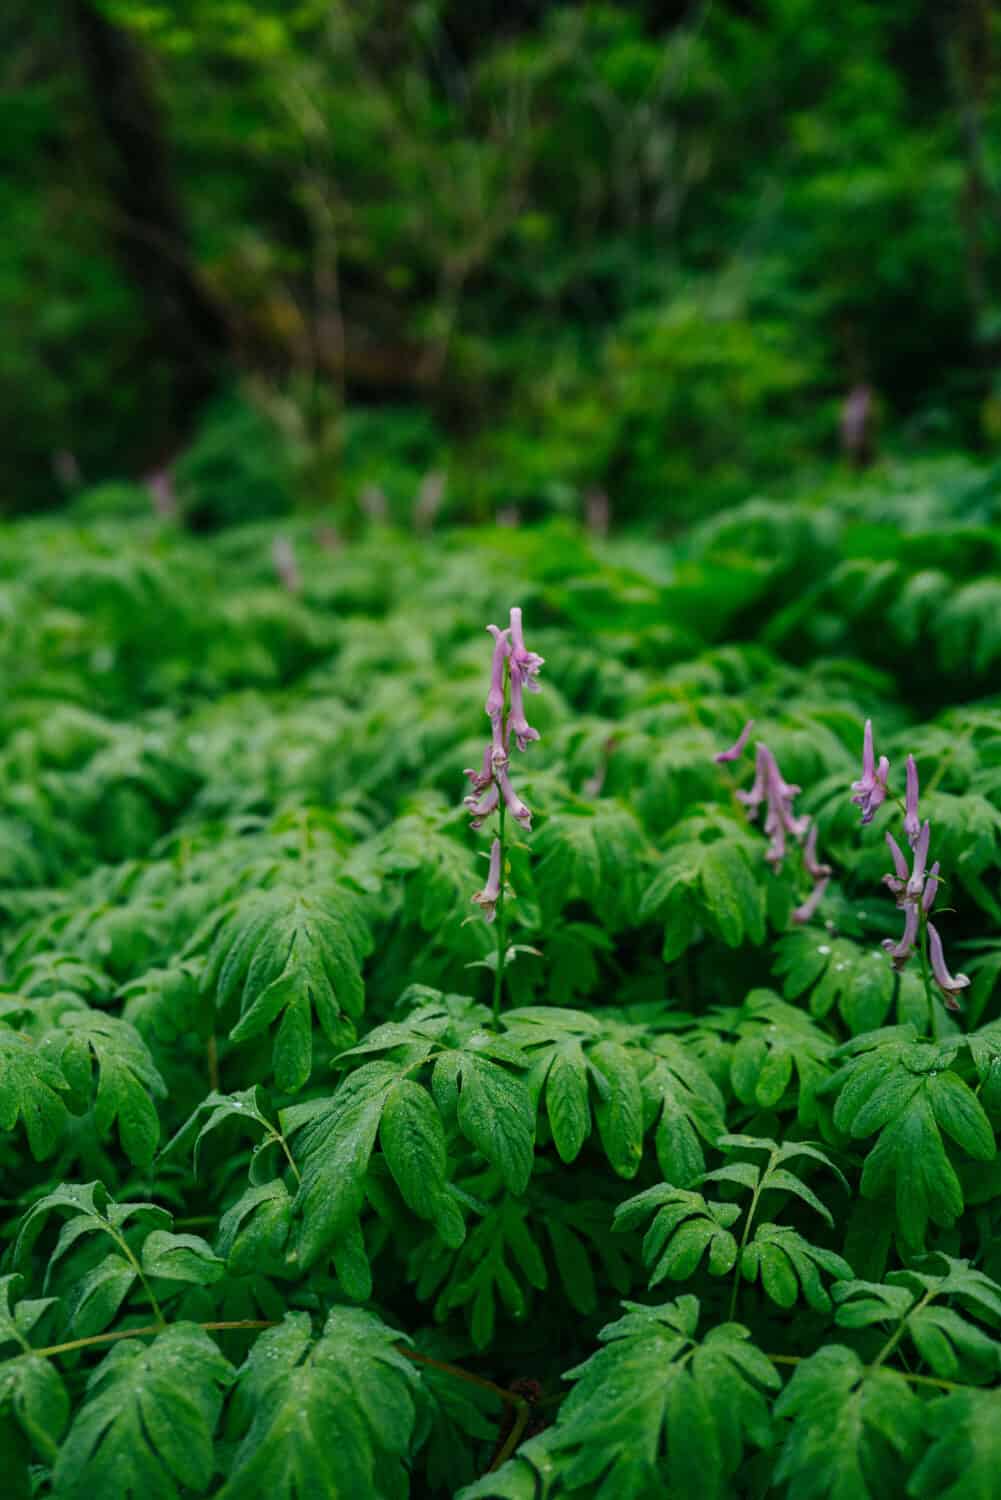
[2,0,999,525]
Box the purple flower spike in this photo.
[509,607,545,692]
[714,719,754,764]
[472,838,503,923]
[498,764,532,830]
[904,756,921,848]
[509,671,540,753]
[922,861,940,914]
[851,719,890,824]
[792,876,830,925]
[927,923,970,1010]
[882,903,919,970]
[485,625,510,720]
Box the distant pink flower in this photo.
[498,765,532,830]
[802,822,832,881]
[509,607,544,692]
[904,756,921,848]
[472,839,503,922]
[509,671,540,753]
[792,876,830,925]
[882,903,919,970]
[927,923,969,1011]
[485,625,510,723]
[714,720,754,764]
[851,720,890,824]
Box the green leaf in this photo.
[774,1346,923,1499]
[0,1025,69,1159]
[52,1325,233,1499]
[455,1054,535,1195]
[219,1309,418,1499]
[616,1185,739,1286]
[775,933,894,1033]
[825,1032,994,1247]
[0,1354,69,1463]
[42,1012,166,1166]
[290,1062,398,1267]
[742,1225,852,1312]
[524,1298,778,1500]
[379,1079,450,1223]
[433,1196,548,1351]
[908,1389,1001,1499]
[203,884,371,1092]
[141,1231,227,1286]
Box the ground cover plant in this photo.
[5,469,1001,1494]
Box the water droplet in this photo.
[817,945,831,955]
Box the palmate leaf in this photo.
[614,1185,740,1284]
[473,1297,778,1500]
[824,1029,996,1247]
[425,1194,549,1351]
[218,1309,419,1500]
[640,823,767,961]
[41,1011,166,1165]
[51,1325,233,1500]
[908,1389,1001,1500]
[741,1224,852,1313]
[708,988,835,1124]
[774,932,895,1034]
[201,882,372,1092]
[531,801,647,929]
[774,1346,923,1500]
[832,1256,1001,1382]
[0,1024,69,1159]
[288,1001,537,1267]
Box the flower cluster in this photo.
[715,721,829,922]
[464,606,544,921]
[853,728,969,1010]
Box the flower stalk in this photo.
[464,606,544,1022]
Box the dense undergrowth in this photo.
[5,463,1001,1495]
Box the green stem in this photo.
[269,1128,302,1186]
[493,797,508,1026]
[765,1347,964,1392]
[870,1288,935,1374]
[492,658,512,1027]
[106,1227,165,1328]
[35,1319,275,1359]
[727,1164,768,1322]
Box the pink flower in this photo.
[498,764,532,831]
[464,782,499,830]
[882,903,919,970]
[792,876,830,925]
[802,822,832,881]
[509,671,540,753]
[904,755,921,848]
[485,625,510,721]
[472,839,503,923]
[714,720,754,764]
[927,923,970,1011]
[463,744,494,796]
[509,607,544,692]
[851,720,890,824]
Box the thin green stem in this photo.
[492,659,512,1026]
[106,1226,165,1328]
[493,796,508,1026]
[728,1165,768,1322]
[269,1128,302,1186]
[765,1349,966,1392]
[870,1288,936,1375]
[35,1319,276,1359]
